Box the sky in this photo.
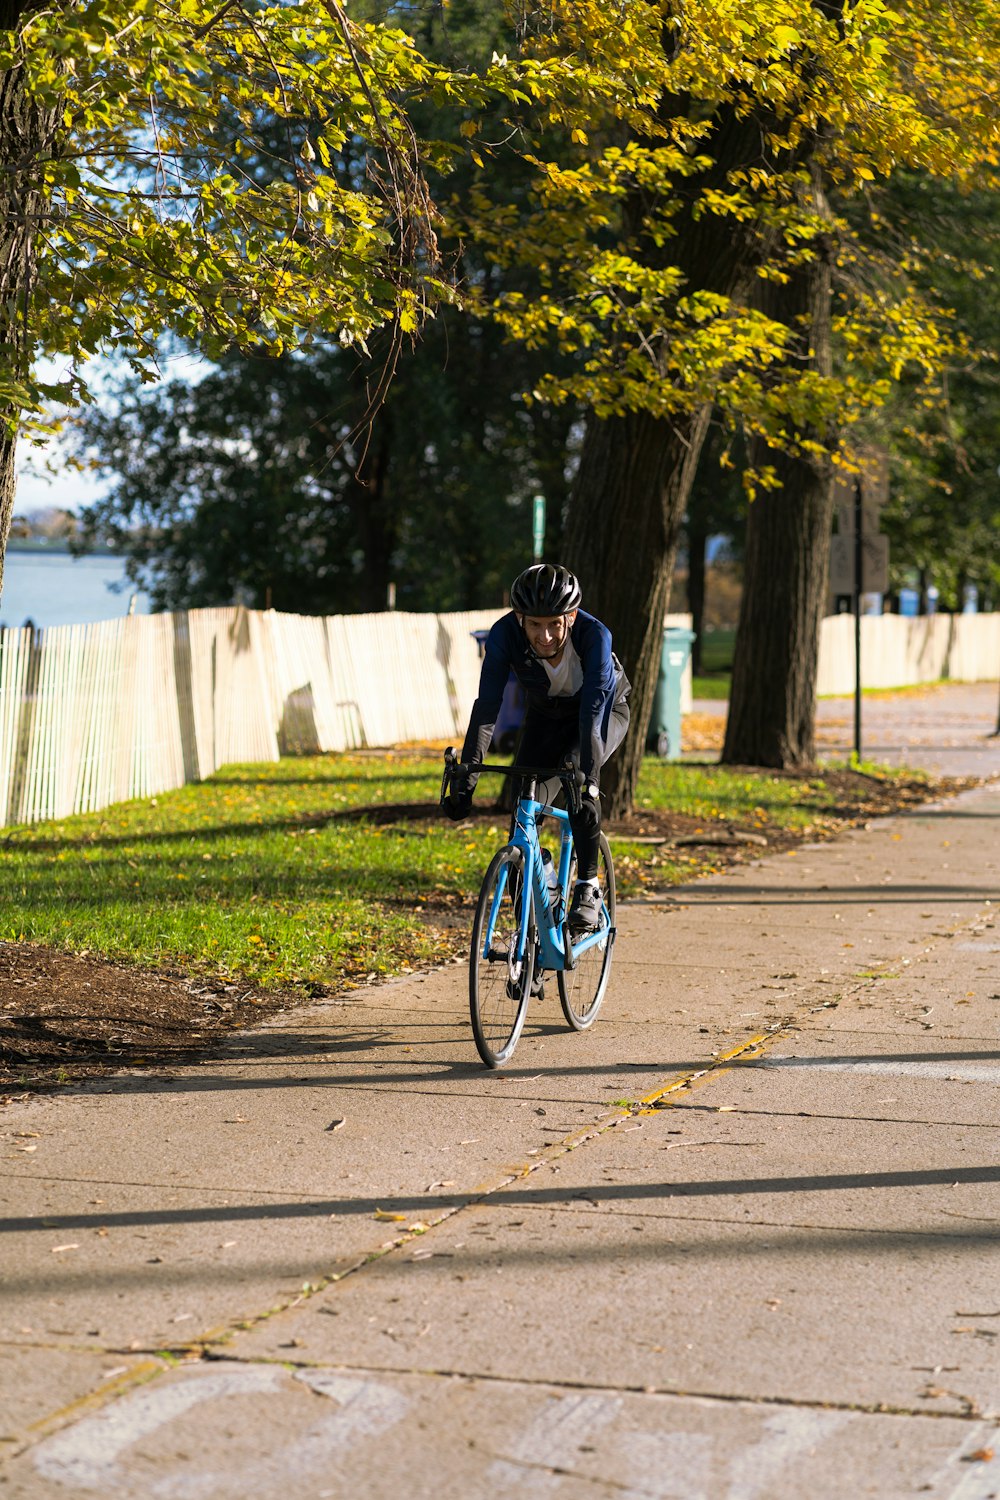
[14,348,208,517]
[15,444,108,515]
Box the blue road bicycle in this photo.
[442,750,617,1068]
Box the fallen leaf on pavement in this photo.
[374,1209,406,1222]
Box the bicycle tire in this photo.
[469,845,535,1067]
[558,832,615,1031]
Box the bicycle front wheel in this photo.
[469,846,535,1068]
[558,832,615,1031]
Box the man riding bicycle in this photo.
[443,563,630,935]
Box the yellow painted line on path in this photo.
[14,1027,796,1455]
[15,1358,166,1453]
[637,1028,789,1113]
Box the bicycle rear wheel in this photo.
[558,832,615,1031]
[470,846,535,1068]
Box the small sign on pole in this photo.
[829,533,889,595]
[532,494,546,561]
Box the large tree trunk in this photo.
[722,185,835,769]
[721,446,835,766]
[0,433,16,598]
[563,405,711,817]
[0,2,60,600]
[686,520,707,676]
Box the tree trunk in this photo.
[918,566,931,615]
[0,3,60,600]
[686,522,707,675]
[722,187,834,769]
[721,447,835,767]
[0,433,16,600]
[562,404,711,817]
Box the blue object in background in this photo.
[470,630,525,752]
[648,625,695,760]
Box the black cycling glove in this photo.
[443,766,476,821]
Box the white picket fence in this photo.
[816,611,1000,697]
[0,606,502,828]
[0,604,995,829]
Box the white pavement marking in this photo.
[32,1368,285,1489]
[31,1365,408,1493]
[293,1367,409,1446]
[486,1392,622,1491]
[760,1058,1000,1084]
[620,1431,714,1499]
[722,1409,853,1500]
[932,1423,1000,1500]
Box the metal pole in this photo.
[854,477,862,762]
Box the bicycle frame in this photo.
[450,748,617,1066]
[489,789,612,973]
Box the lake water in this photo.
[0,550,151,630]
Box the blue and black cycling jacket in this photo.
[460,610,631,779]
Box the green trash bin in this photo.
[647,626,695,759]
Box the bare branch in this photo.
[192,0,241,41]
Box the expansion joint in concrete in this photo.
[186,1348,1000,1426]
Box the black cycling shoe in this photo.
[568,883,602,936]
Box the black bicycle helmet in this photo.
[510,563,582,617]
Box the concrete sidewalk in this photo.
[690,680,1000,779]
[2,687,999,1498]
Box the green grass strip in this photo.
[0,750,923,995]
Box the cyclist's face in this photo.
[521,610,577,661]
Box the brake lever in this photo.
[440,747,457,803]
[560,761,585,817]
